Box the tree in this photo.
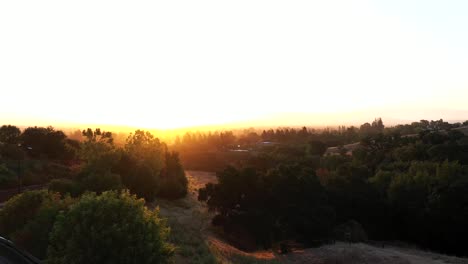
[0,142,25,160]
[78,171,122,194]
[371,118,384,132]
[308,140,327,156]
[219,131,236,149]
[47,191,174,264]
[132,163,159,201]
[20,126,74,160]
[81,128,113,144]
[80,128,114,163]
[119,130,169,201]
[199,166,335,248]
[125,130,165,172]
[359,122,372,135]
[158,152,188,199]
[0,125,21,144]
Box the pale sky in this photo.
[1,0,467,129]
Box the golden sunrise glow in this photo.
[1,1,468,129]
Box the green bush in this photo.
[47,191,174,264]
[0,163,17,188]
[45,163,72,179]
[0,163,12,174]
[48,179,83,197]
[0,190,74,259]
[0,191,47,236]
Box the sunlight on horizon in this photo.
[1,0,467,129]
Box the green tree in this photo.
[80,128,114,163]
[158,152,188,199]
[47,191,174,264]
[120,130,168,201]
[79,171,122,194]
[199,166,334,248]
[20,126,73,160]
[0,125,21,144]
[125,130,165,172]
[308,140,327,156]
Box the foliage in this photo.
[21,126,76,160]
[1,118,467,258]
[78,171,122,194]
[115,131,188,201]
[80,128,115,163]
[158,152,188,199]
[125,130,165,172]
[47,191,174,264]
[0,143,25,160]
[82,128,113,144]
[48,179,83,197]
[0,163,17,188]
[0,190,74,259]
[194,119,468,255]
[125,162,158,201]
[0,191,47,236]
[199,166,335,248]
[308,140,327,156]
[0,125,21,144]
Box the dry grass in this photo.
[291,243,468,264]
[152,171,278,263]
[152,171,468,264]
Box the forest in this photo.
[0,119,468,262]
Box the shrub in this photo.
[0,190,74,259]
[45,163,72,179]
[333,220,368,243]
[0,191,47,236]
[47,191,174,264]
[48,179,83,197]
[0,163,17,188]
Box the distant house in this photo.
[257,141,279,147]
[453,126,468,136]
[325,142,360,156]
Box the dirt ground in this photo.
[152,171,468,264]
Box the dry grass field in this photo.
[151,171,468,264]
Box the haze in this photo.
[1,0,467,129]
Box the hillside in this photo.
[153,171,468,264]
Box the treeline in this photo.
[0,125,188,200]
[175,119,468,171]
[173,126,357,151]
[198,119,468,256]
[176,119,468,151]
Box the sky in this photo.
[1,0,467,129]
